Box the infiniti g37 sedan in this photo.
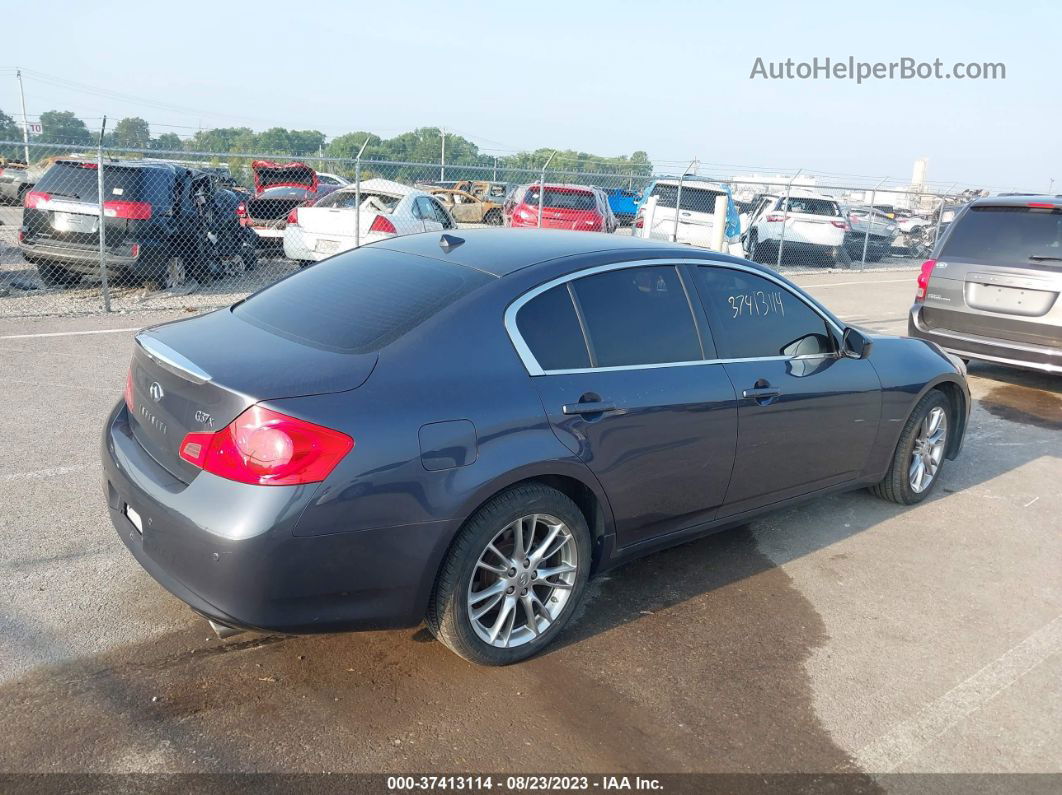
[103,229,969,665]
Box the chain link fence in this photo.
[0,140,967,318]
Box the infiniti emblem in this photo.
[149,382,165,402]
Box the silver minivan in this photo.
[908,196,1062,374]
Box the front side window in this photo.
[572,266,703,367]
[696,267,834,359]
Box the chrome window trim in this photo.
[504,257,846,376]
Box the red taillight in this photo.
[915,259,937,302]
[286,207,299,225]
[1028,202,1057,208]
[831,220,850,230]
[103,200,152,220]
[124,369,134,412]
[79,162,98,169]
[236,201,247,219]
[17,229,25,243]
[765,212,785,222]
[130,243,140,258]
[369,214,396,234]
[179,405,354,486]
[634,215,643,229]
[25,190,51,209]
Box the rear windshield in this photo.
[523,187,596,211]
[650,184,727,214]
[34,162,159,204]
[781,198,840,217]
[233,248,491,353]
[940,206,1062,265]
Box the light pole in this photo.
[16,68,30,164]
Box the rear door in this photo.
[513,263,737,547]
[693,265,881,516]
[921,203,1062,348]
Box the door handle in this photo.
[742,379,782,405]
[562,401,618,416]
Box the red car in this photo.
[238,161,339,246]
[506,183,615,232]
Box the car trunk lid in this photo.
[252,160,317,194]
[129,309,377,482]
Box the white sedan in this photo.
[283,179,457,265]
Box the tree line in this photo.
[0,109,653,184]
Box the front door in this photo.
[512,263,738,547]
[693,264,882,516]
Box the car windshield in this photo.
[939,206,1062,265]
[781,198,841,216]
[649,184,727,214]
[233,248,491,353]
[523,187,596,211]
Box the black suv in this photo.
[19,159,246,288]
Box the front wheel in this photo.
[869,390,951,505]
[427,484,592,665]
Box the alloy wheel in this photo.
[909,406,947,493]
[466,513,578,648]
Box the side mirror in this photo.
[842,327,873,359]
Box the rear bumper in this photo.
[909,305,1062,374]
[19,240,139,273]
[102,403,445,634]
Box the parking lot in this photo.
[0,270,1058,779]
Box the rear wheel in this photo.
[832,244,852,268]
[427,484,591,666]
[36,262,80,288]
[870,390,951,505]
[746,230,760,262]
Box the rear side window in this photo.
[516,285,591,371]
[572,266,702,367]
[649,184,727,214]
[940,206,1062,266]
[696,267,833,359]
[234,249,490,353]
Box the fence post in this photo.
[931,194,946,250]
[711,195,727,253]
[861,177,888,270]
[96,118,111,313]
[775,169,802,269]
[353,136,370,248]
[641,196,658,239]
[537,151,556,228]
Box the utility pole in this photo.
[440,127,445,182]
[16,68,30,164]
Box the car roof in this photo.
[332,178,417,197]
[370,227,758,278]
[970,195,1062,208]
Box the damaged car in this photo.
[238,161,340,247]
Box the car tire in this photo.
[869,390,951,505]
[427,483,592,666]
[832,245,852,268]
[36,262,80,288]
[484,210,503,226]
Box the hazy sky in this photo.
[4,0,1058,191]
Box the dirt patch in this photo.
[981,384,1062,431]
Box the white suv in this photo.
[743,191,851,265]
